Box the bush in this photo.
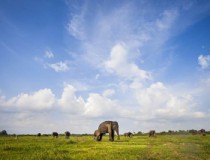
[0,130,8,136]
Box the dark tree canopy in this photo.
[0,130,8,136]
[37,133,41,136]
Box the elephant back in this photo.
[98,121,111,133]
[98,121,119,133]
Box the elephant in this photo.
[124,132,133,137]
[199,129,206,136]
[52,132,58,138]
[65,131,71,139]
[149,130,156,137]
[94,121,120,141]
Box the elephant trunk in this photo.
[116,128,120,140]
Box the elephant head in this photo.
[94,130,102,141]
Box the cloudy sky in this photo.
[1,0,210,134]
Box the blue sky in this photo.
[1,0,210,134]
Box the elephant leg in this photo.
[99,134,103,141]
[111,129,114,141]
[108,123,114,141]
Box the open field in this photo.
[0,134,210,160]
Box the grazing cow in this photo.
[124,132,133,137]
[149,130,156,137]
[52,132,58,138]
[65,131,71,139]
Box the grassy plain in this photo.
[0,134,210,160]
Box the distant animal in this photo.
[124,132,133,137]
[149,130,156,137]
[199,129,206,136]
[191,130,198,135]
[37,133,41,137]
[65,131,71,139]
[52,132,58,138]
[94,121,120,141]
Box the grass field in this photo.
[0,134,210,160]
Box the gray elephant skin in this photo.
[94,121,120,141]
[124,132,133,137]
[52,132,58,138]
[149,130,155,137]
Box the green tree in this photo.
[0,130,8,136]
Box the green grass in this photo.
[0,135,210,160]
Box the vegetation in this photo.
[0,130,8,136]
[0,134,210,160]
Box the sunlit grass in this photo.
[0,134,210,160]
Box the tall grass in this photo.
[0,134,210,160]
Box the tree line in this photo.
[0,129,209,136]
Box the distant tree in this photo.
[136,131,143,135]
[159,131,166,135]
[0,130,8,136]
[189,129,197,135]
[37,133,41,137]
[168,130,173,134]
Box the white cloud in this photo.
[67,14,85,40]
[3,89,55,110]
[104,43,151,81]
[35,50,70,73]
[157,95,194,117]
[0,85,119,117]
[192,112,206,118]
[48,61,69,72]
[83,93,119,118]
[156,9,178,31]
[44,50,54,58]
[102,89,115,97]
[0,81,209,134]
[134,82,205,119]
[205,78,210,86]
[136,82,169,111]
[198,54,210,69]
[58,85,85,113]
[65,2,181,71]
